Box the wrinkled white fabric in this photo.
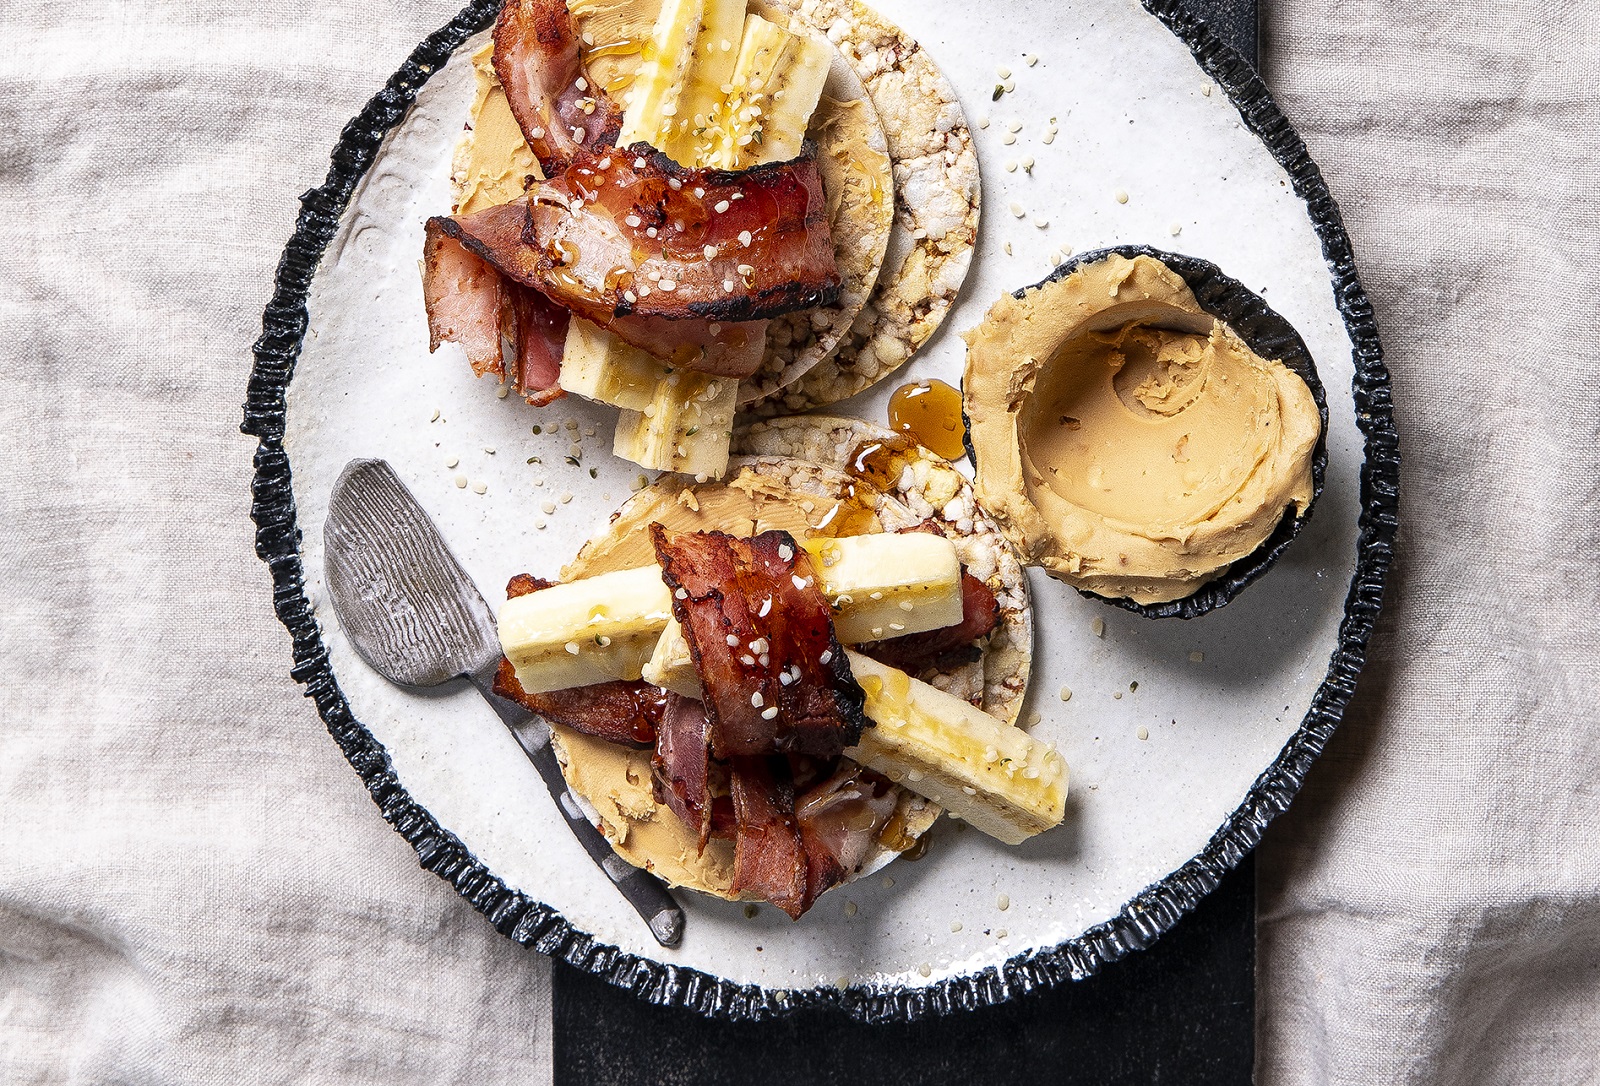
[0,1,553,1082]
[3,0,1594,1080]
[1256,3,1600,1084]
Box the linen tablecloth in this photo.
[2,1,1595,1081]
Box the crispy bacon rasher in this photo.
[862,570,1001,674]
[421,222,567,405]
[653,693,713,849]
[650,526,866,760]
[795,763,900,906]
[525,148,840,326]
[729,756,810,920]
[492,659,664,747]
[427,202,770,377]
[492,0,623,175]
[425,144,840,377]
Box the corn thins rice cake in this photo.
[445,11,899,406]
[548,418,1032,902]
[746,0,981,415]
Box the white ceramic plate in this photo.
[246,0,1396,1019]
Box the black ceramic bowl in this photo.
[963,244,1330,620]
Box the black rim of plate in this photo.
[242,0,1399,1022]
[976,244,1332,621]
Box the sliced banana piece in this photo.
[578,0,836,477]
[613,370,739,479]
[559,317,663,412]
[498,566,674,694]
[705,13,831,169]
[615,0,705,150]
[845,652,1066,844]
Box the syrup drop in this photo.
[887,378,967,461]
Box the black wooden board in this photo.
[554,854,1254,1084]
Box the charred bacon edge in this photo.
[649,525,865,759]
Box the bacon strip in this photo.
[492,574,661,745]
[493,659,663,747]
[651,526,865,759]
[525,148,840,326]
[429,203,769,377]
[492,0,623,175]
[795,764,899,906]
[862,571,1001,673]
[729,756,809,919]
[421,222,511,378]
[652,693,713,849]
[507,284,568,405]
[422,221,567,404]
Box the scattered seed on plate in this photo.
[535,519,546,530]
[1189,650,1205,663]
[483,446,495,454]
[1028,711,1042,726]
[471,481,487,495]
[881,876,895,889]
[1041,130,1056,145]
[1004,241,1013,256]
[1035,217,1049,229]
[917,963,932,978]
[495,385,509,399]
[1006,119,1023,133]
[541,500,556,514]
[560,492,573,504]
[1002,77,1015,92]
[1004,160,1017,172]
[1021,155,1034,172]
[995,929,1008,940]
[445,456,459,469]
[997,893,1010,910]
[453,474,467,488]
[430,409,440,422]
[1001,132,1016,145]
[1202,83,1213,96]
[996,65,1011,79]
[1024,53,1039,66]
[1137,726,1150,740]
[1009,201,1025,217]
[844,900,858,917]
[1113,691,1123,700]
[951,920,963,932]
[977,114,990,129]
[1170,223,1184,236]
[1114,189,1129,204]
[1059,685,1072,702]
[1092,617,1106,637]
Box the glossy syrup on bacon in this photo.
[492,0,624,175]
[650,525,865,759]
[525,147,840,326]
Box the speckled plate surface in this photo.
[244,0,1397,1020]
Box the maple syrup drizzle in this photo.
[887,378,967,461]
